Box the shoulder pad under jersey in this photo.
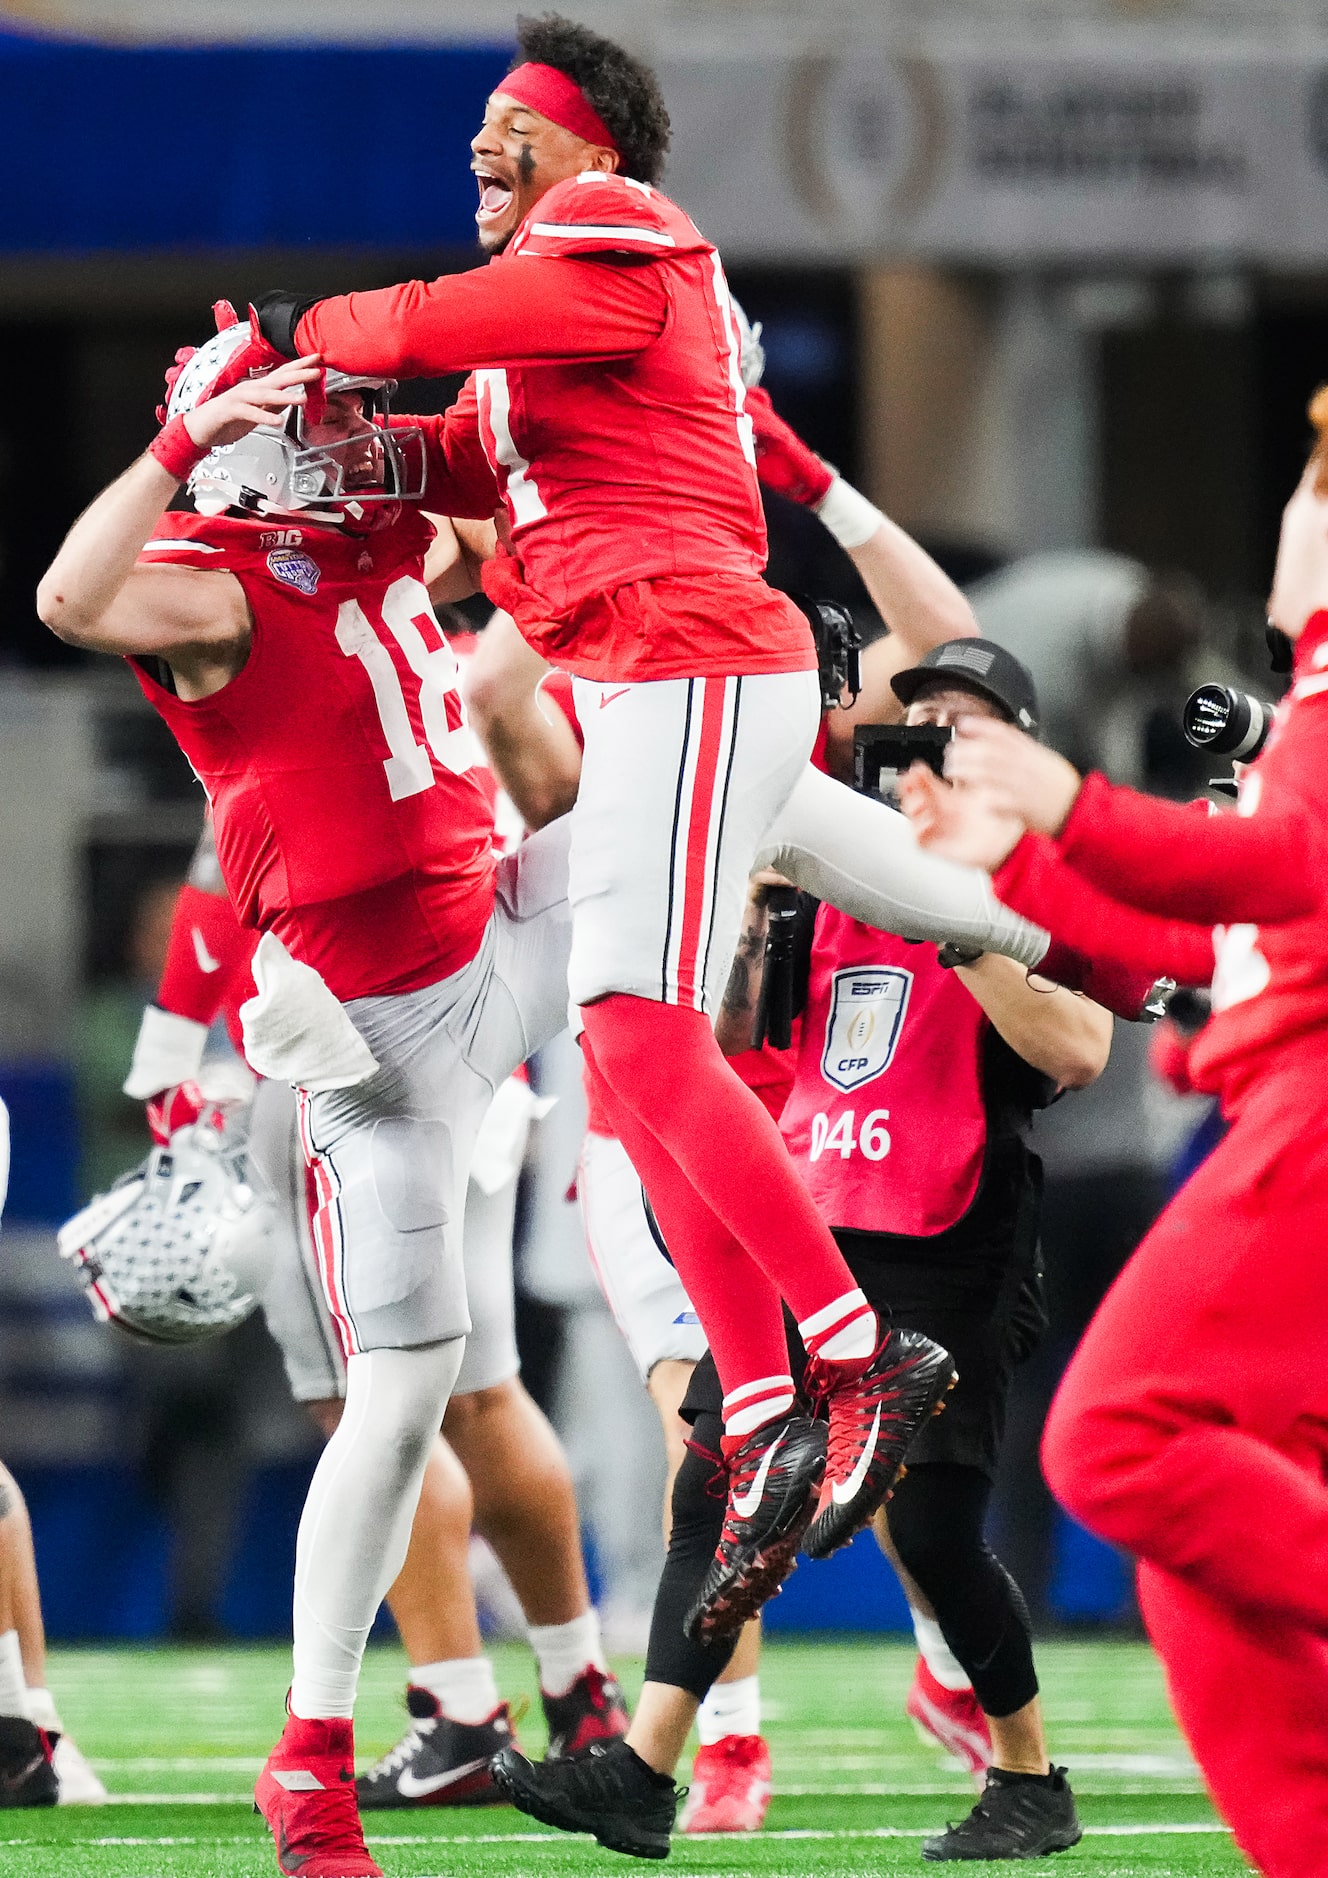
[511,173,712,260]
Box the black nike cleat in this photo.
[0,1718,57,1808]
[490,1738,679,1859]
[804,1328,956,1560]
[923,1766,1083,1860]
[542,1666,629,1761]
[683,1411,826,1646]
[356,1688,513,1808]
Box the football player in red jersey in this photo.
[38,313,1056,1875]
[37,340,579,1878]
[252,12,969,1641]
[897,388,1328,1878]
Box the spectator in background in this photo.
[967,551,1209,787]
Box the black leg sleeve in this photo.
[643,1411,741,1700]
[886,1462,1039,1720]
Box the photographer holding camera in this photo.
[898,391,1328,1878]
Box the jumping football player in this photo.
[250,13,973,1651]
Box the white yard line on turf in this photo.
[62,1824,1232,1848]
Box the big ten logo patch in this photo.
[820,966,912,1093]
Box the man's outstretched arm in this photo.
[259,259,667,381]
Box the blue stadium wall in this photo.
[0,24,512,253]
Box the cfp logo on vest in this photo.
[820,966,912,1092]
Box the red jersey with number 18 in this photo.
[132,510,497,1001]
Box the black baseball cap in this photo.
[890,638,1040,736]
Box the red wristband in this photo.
[149,414,209,482]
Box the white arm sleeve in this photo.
[756,765,1050,968]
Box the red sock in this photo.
[582,1037,792,1426]
[580,996,876,1389]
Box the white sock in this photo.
[25,1686,60,1733]
[799,1290,877,1363]
[697,1674,760,1746]
[529,1611,608,1698]
[0,1632,29,1722]
[411,1656,501,1726]
[289,1341,465,1720]
[912,1611,972,1692]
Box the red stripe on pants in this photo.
[675,679,728,1009]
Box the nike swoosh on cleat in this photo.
[831,1401,882,1506]
[0,1756,44,1790]
[396,1758,490,1798]
[192,926,222,973]
[731,1432,784,1519]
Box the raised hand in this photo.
[898,761,1025,873]
[942,717,1083,836]
[181,356,324,452]
[745,386,835,508]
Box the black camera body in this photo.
[854,723,954,799]
[794,596,862,711]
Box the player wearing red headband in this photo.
[254,13,958,1649]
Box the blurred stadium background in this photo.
[0,0,1320,1650]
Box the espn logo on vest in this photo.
[820,966,912,1093]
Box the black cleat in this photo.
[923,1766,1083,1860]
[684,1411,826,1646]
[490,1737,679,1859]
[542,1666,630,1761]
[356,1688,514,1808]
[0,1718,58,1808]
[804,1329,955,1560]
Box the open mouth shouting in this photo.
[473,163,517,238]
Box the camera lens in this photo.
[1181,684,1273,761]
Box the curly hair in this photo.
[513,14,671,185]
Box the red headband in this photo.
[496,62,618,154]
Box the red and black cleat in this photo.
[255,1713,382,1877]
[541,1666,630,1761]
[683,1411,827,1646]
[804,1328,956,1561]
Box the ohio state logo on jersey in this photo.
[820,967,912,1093]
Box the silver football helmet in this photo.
[167,321,425,528]
[57,1118,277,1344]
[731,295,765,390]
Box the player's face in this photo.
[906,686,1004,729]
[471,92,612,253]
[301,390,383,491]
[1268,460,1328,641]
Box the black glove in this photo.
[252,290,319,360]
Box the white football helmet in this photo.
[57,1119,277,1344]
[167,320,425,529]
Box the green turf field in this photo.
[6,1639,1244,1877]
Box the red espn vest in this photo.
[780,905,990,1236]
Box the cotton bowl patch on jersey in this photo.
[821,966,912,1093]
[267,548,320,594]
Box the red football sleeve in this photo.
[996,833,1216,991]
[296,258,668,379]
[157,882,253,1026]
[398,380,502,520]
[1057,752,1327,928]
